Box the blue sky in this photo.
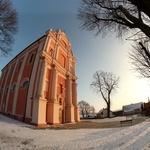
[0,0,149,112]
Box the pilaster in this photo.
[31,56,48,126]
[72,80,77,106]
[31,97,47,126]
[46,101,60,125]
[65,75,74,122]
[44,36,50,52]
[65,105,75,123]
[49,66,58,102]
[37,57,47,98]
[74,106,80,122]
[66,76,72,105]
[72,79,80,122]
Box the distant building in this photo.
[0,29,80,126]
[113,109,123,116]
[97,108,113,118]
[143,101,150,116]
[122,102,143,115]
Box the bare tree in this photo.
[88,106,95,117]
[78,100,95,118]
[91,70,119,118]
[77,0,150,38]
[0,0,18,56]
[129,41,150,78]
[77,0,150,78]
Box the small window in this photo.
[60,84,63,94]
[60,54,66,68]
[22,81,29,88]
[59,98,62,105]
[21,79,29,89]
[29,53,34,64]
[50,49,54,57]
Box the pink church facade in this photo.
[0,29,80,126]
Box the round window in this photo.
[21,80,29,89]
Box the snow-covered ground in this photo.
[0,114,150,150]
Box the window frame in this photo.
[20,78,29,89]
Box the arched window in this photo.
[29,53,34,64]
[59,98,62,105]
[21,78,29,89]
[50,49,54,57]
[60,54,66,68]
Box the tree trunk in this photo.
[85,110,88,118]
[82,110,85,118]
[107,103,110,118]
[128,0,150,18]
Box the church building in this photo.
[0,29,80,126]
